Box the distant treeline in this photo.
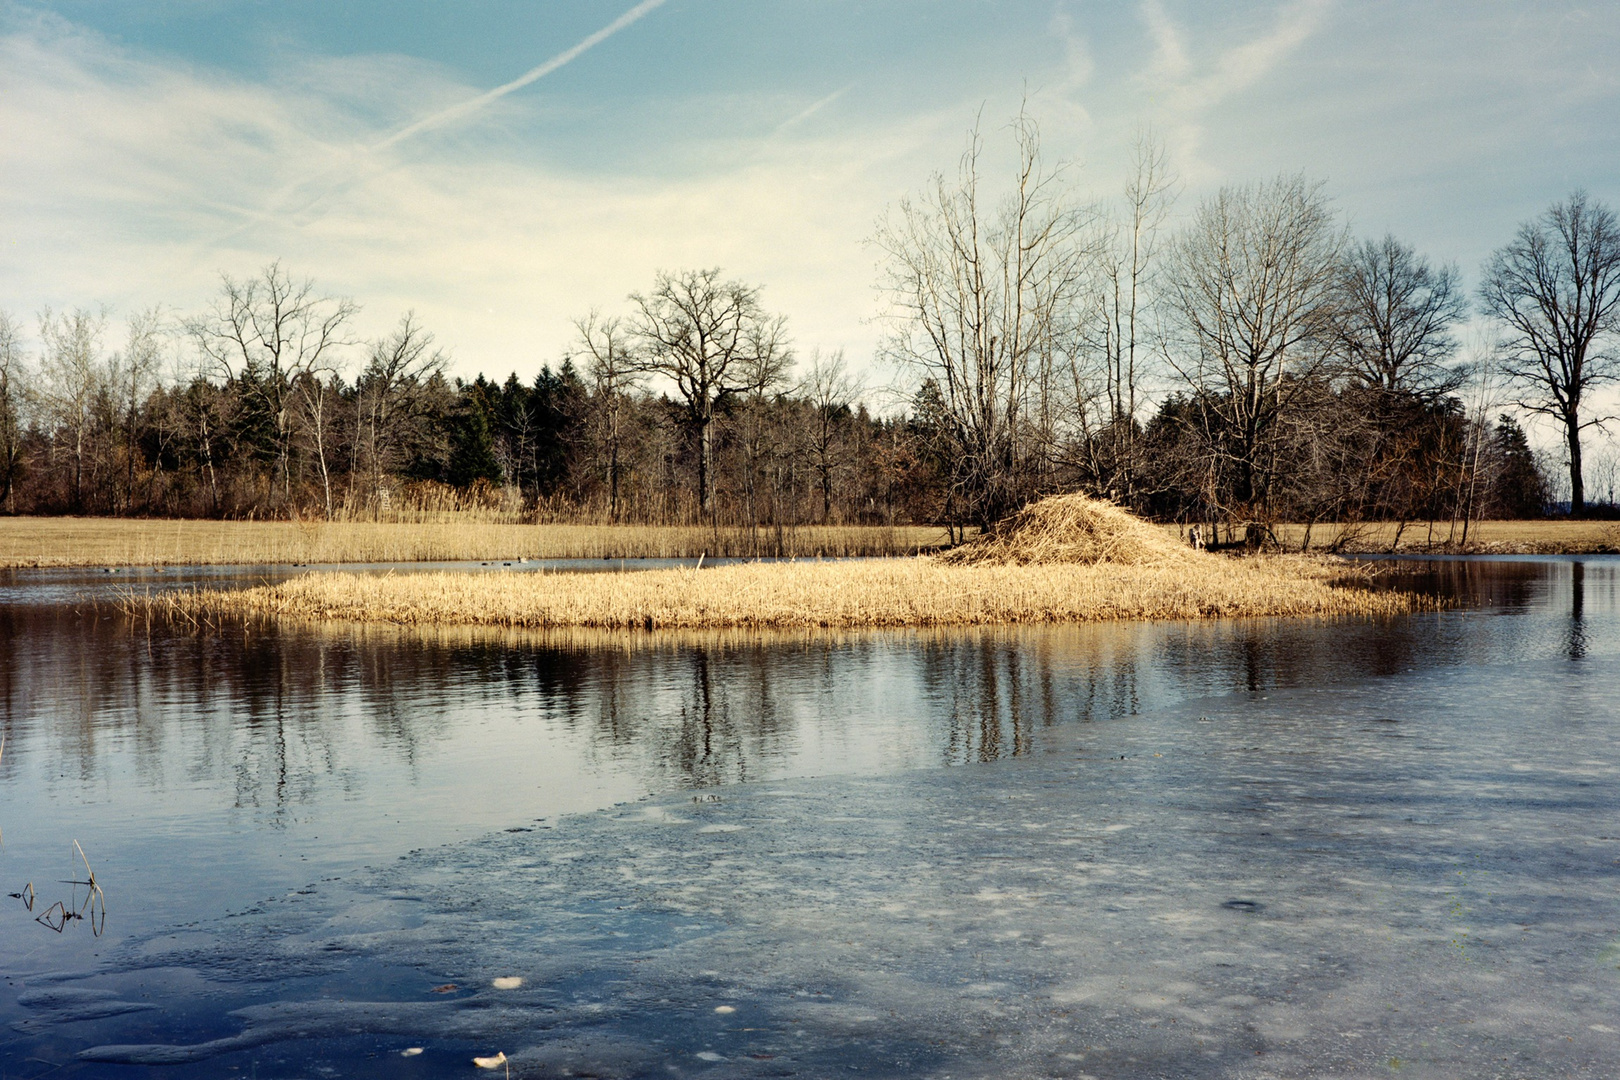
[5,117,1613,533]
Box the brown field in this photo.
[0,517,956,567]
[4,513,1614,569]
[1263,519,1620,554]
[135,554,1421,632]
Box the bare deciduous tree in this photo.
[1072,131,1176,500]
[1480,190,1620,513]
[0,311,27,511]
[188,261,358,507]
[1163,174,1345,519]
[801,348,863,523]
[38,306,109,510]
[627,268,791,519]
[114,307,166,510]
[573,310,639,521]
[875,109,1095,525]
[355,312,448,505]
[1335,235,1467,395]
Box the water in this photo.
[0,557,1617,1076]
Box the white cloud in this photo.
[1133,0,1330,182]
[0,14,944,383]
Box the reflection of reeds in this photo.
[136,554,1424,632]
[30,841,105,936]
[0,518,959,568]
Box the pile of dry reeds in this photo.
[939,493,1197,566]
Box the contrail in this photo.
[181,0,666,268]
[374,0,667,151]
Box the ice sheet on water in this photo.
[50,656,1620,1076]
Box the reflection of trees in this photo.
[5,559,1612,818]
[1568,561,1587,661]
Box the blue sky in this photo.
[3,0,1619,406]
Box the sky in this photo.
[3,0,1619,408]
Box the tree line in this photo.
[0,267,942,526]
[875,116,1615,535]
[1,116,1608,535]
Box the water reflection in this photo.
[0,558,1616,973]
[2,559,1617,800]
[1570,559,1586,659]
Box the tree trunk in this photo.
[1567,414,1585,514]
[698,412,714,520]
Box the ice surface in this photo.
[56,654,1620,1078]
[5,558,1618,1076]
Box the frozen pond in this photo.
[0,557,1617,1076]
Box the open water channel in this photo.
[0,557,1616,1078]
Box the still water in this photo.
[0,557,1616,1077]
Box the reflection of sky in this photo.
[4,1,1620,391]
[0,558,1615,977]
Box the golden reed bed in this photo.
[121,498,1429,631]
[141,555,1420,631]
[0,518,954,567]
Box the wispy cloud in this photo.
[1137,0,1331,180]
[199,0,669,258]
[770,86,852,140]
[373,0,667,151]
[0,15,918,375]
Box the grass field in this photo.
[4,514,1614,570]
[1273,519,1620,554]
[0,518,957,567]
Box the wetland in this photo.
[0,556,1617,1077]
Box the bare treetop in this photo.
[1163,173,1345,513]
[1334,235,1467,396]
[628,268,792,516]
[1480,189,1620,512]
[874,109,1098,524]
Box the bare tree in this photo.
[356,312,448,505]
[292,368,341,518]
[38,306,109,510]
[0,311,27,511]
[1480,190,1620,513]
[627,268,791,519]
[188,261,358,507]
[573,310,639,521]
[1072,132,1176,500]
[1335,235,1467,396]
[113,307,166,510]
[875,108,1095,525]
[1162,174,1344,519]
[801,348,863,522]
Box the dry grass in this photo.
[942,493,1199,566]
[138,492,1420,631]
[1268,519,1620,554]
[140,555,1416,631]
[0,517,956,567]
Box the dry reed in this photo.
[1272,518,1620,554]
[0,518,957,568]
[940,493,1199,566]
[125,495,1431,631]
[143,558,1418,632]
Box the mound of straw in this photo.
[938,493,1196,566]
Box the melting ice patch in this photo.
[29,658,1620,1077]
